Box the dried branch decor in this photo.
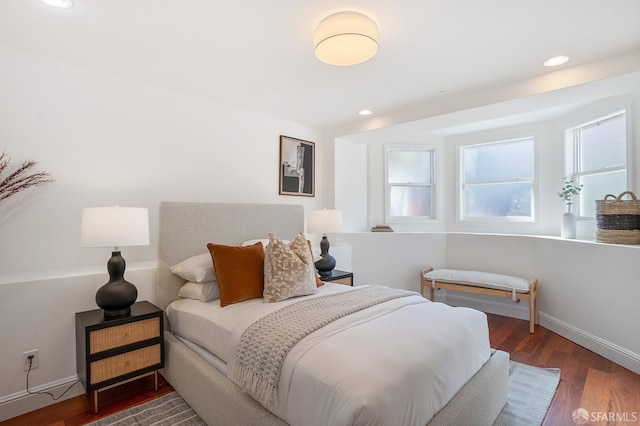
[0,151,54,202]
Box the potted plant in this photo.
[557,180,583,212]
[557,179,583,239]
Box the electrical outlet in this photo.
[23,349,38,371]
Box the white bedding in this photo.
[167,283,491,426]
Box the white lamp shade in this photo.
[81,207,150,248]
[307,209,343,234]
[314,12,379,66]
[39,0,73,8]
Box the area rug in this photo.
[87,361,560,426]
[494,361,561,426]
[86,392,206,426]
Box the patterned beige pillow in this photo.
[263,233,317,302]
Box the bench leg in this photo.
[420,277,436,301]
[534,287,539,325]
[529,294,535,333]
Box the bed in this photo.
[156,202,509,426]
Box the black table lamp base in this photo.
[96,251,138,319]
[314,236,336,277]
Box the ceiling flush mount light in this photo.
[314,12,379,66]
[543,55,570,67]
[39,0,73,8]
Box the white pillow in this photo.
[242,238,272,248]
[170,253,216,283]
[178,281,220,302]
[263,233,317,303]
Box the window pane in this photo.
[579,170,627,217]
[388,150,431,183]
[579,115,626,171]
[464,139,534,183]
[390,186,431,217]
[466,182,532,217]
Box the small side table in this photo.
[320,269,354,286]
[75,301,164,413]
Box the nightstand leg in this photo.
[93,390,99,413]
[154,370,158,392]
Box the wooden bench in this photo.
[420,267,539,333]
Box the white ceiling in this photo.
[1,0,639,131]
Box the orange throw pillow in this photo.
[207,242,264,307]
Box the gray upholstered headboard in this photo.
[156,202,305,311]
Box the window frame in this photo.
[564,110,629,219]
[459,136,537,223]
[384,144,438,224]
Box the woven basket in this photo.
[595,191,640,244]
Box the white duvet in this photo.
[167,283,491,426]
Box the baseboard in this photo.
[539,313,640,375]
[0,375,84,422]
[444,291,640,375]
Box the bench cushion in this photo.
[424,269,530,293]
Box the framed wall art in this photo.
[279,135,315,197]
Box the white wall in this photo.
[335,232,448,290]
[0,45,325,275]
[334,136,368,231]
[0,45,327,420]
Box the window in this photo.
[566,112,627,217]
[460,137,535,220]
[385,146,436,222]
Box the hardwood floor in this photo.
[3,314,639,425]
[487,314,639,426]
[0,374,174,426]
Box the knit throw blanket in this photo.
[228,285,418,405]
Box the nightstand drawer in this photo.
[330,277,353,285]
[89,317,160,354]
[90,344,161,385]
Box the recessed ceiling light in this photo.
[39,0,73,8]
[543,55,569,67]
[358,109,373,116]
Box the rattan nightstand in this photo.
[75,301,164,412]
